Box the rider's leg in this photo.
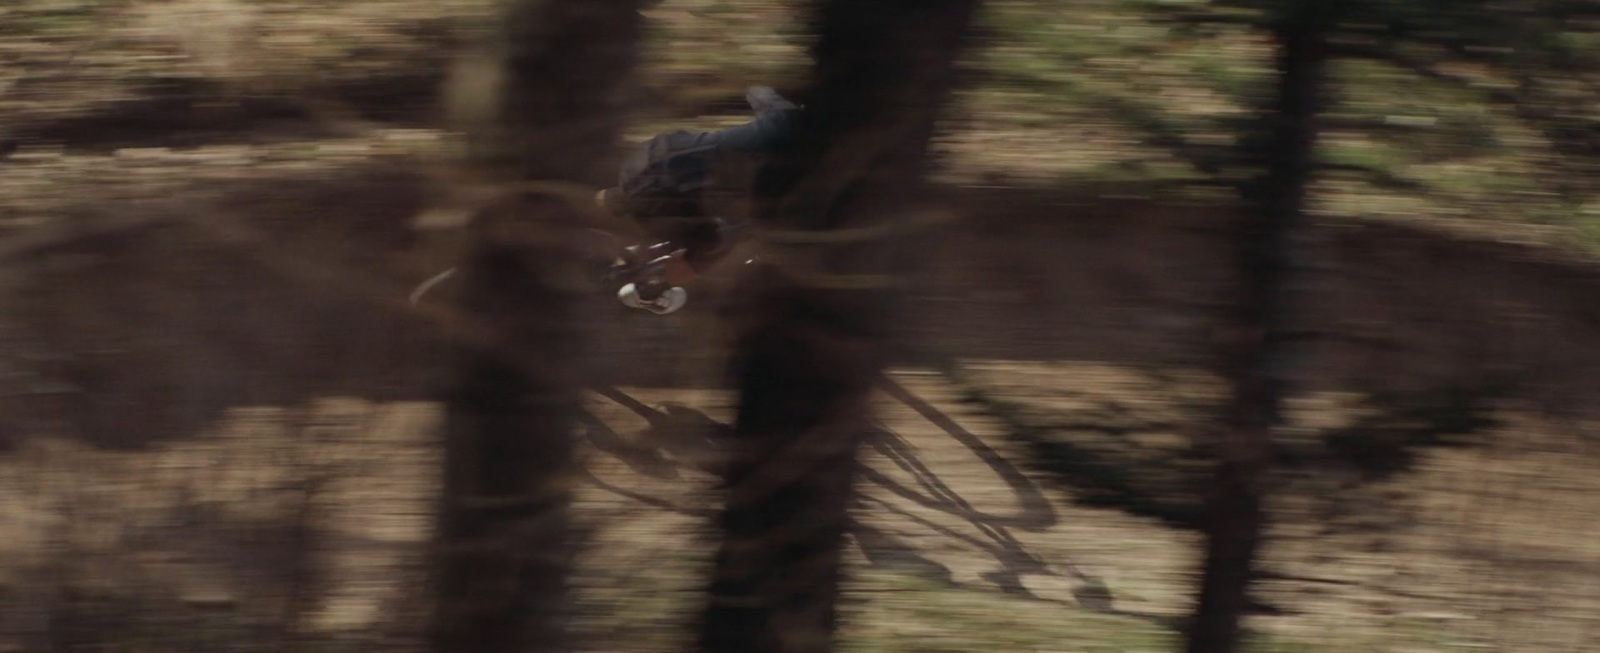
[627,216,719,292]
[679,217,730,273]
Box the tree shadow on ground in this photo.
[578,382,1175,625]
[918,350,1509,536]
[1276,383,1504,482]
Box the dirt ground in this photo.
[3,130,1599,652]
[3,1,1600,646]
[4,369,1597,652]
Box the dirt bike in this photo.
[409,220,752,316]
[601,239,693,315]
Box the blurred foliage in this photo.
[2,0,1595,250]
[957,0,1600,247]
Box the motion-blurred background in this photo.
[1,1,1597,652]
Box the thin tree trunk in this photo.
[698,2,977,653]
[1184,3,1332,653]
[428,2,642,653]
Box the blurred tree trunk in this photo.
[1184,3,1333,653]
[428,2,641,653]
[697,2,977,653]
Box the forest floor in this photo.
[5,364,1598,652]
[4,1,1600,652]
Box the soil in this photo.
[3,135,1598,651]
[3,2,1600,648]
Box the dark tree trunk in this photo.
[1183,4,1332,653]
[697,2,978,653]
[428,2,642,653]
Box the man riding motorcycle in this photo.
[596,85,800,314]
